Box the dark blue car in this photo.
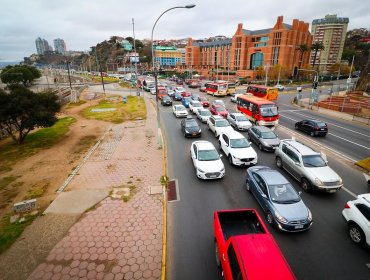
[173,92,183,101]
[181,97,192,108]
[245,166,312,232]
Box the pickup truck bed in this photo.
[217,210,265,241]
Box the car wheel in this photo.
[266,211,274,225]
[301,178,311,192]
[295,124,299,130]
[310,131,315,137]
[215,240,221,268]
[228,155,233,165]
[258,143,263,151]
[349,223,365,245]
[214,131,218,137]
[276,156,282,169]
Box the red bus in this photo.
[205,82,228,97]
[236,95,279,126]
[246,85,278,101]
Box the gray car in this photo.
[246,166,313,232]
[227,113,252,131]
[248,126,280,151]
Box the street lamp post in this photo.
[151,4,196,147]
[298,68,318,105]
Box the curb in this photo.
[161,126,168,280]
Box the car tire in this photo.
[349,223,365,245]
[228,155,233,165]
[276,156,282,169]
[301,178,311,192]
[215,240,221,268]
[258,143,263,151]
[214,131,218,137]
[310,131,315,137]
[266,211,274,225]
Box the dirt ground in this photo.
[0,91,109,222]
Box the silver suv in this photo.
[275,139,343,193]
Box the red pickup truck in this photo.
[214,209,296,280]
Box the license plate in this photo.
[328,189,336,193]
[192,133,196,136]
[295,225,304,229]
[321,129,325,130]
[210,175,217,178]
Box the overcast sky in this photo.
[0,0,369,61]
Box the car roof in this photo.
[357,194,370,205]
[257,169,289,185]
[303,119,326,124]
[212,115,224,120]
[221,130,245,139]
[253,126,273,132]
[281,140,319,156]
[193,140,215,150]
[174,104,185,108]
[230,112,245,117]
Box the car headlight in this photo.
[314,178,323,186]
[197,168,205,173]
[198,129,202,133]
[185,130,190,133]
[307,209,312,221]
[275,212,288,224]
[220,167,225,172]
[261,141,269,146]
[338,177,343,184]
[232,155,240,160]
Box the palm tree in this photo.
[311,42,325,68]
[296,44,309,78]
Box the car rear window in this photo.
[316,122,327,127]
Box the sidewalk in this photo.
[26,95,165,280]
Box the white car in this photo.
[274,84,285,91]
[212,99,226,107]
[219,130,258,166]
[175,87,186,94]
[342,194,370,247]
[150,87,156,95]
[189,100,203,113]
[190,141,225,180]
[173,105,188,118]
[227,113,252,131]
[195,108,212,123]
[231,93,243,103]
[207,115,234,138]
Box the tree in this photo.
[356,51,370,92]
[297,44,309,70]
[0,86,61,144]
[0,65,41,86]
[311,42,325,68]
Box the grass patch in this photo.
[0,213,37,254]
[0,117,76,174]
[23,183,48,200]
[355,158,370,171]
[0,176,20,191]
[122,184,136,202]
[73,135,97,155]
[92,76,119,83]
[66,100,87,108]
[80,96,146,123]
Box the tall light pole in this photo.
[151,4,196,147]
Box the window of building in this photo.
[250,52,264,69]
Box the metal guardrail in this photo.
[352,113,370,125]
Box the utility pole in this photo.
[132,18,138,82]
[93,46,106,96]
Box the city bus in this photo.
[217,80,236,95]
[246,84,278,101]
[236,95,279,126]
[205,82,228,97]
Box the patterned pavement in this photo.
[28,96,164,280]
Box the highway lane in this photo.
[158,91,370,280]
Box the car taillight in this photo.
[344,203,350,209]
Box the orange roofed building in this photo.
[185,16,313,79]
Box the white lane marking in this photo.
[342,187,357,198]
[279,109,305,112]
[280,114,370,150]
[284,110,370,138]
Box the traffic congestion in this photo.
[138,75,370,279]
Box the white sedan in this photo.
[219,130,257,166]
[173,105,188,118]
[190,140,225,180]
[227,112,252,131]
[195,108,212,123]
[189,100,203,113]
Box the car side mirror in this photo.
[249,142,252,145]
[225,143,229,147]
[219,154,223,158]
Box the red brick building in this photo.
[185,16,313,79]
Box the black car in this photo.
[181,117,202,138]
[248,126,280,151]
[173,92,183,101]
[295,119,328,137]
[161,95,172,106]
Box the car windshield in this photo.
[260,131,277,139]
[193,103,202,107]
[216,106,226,112]
[199,97,208,101]
[316,122,327,128]
[302,155,327,167]
[177,87,185,91]
[269,183,301,204]
[185,120,198,128]
[184,97,191,102]
[230,138,250,148]
[200,111,211,116]
[163,97,170,100]
[176,106,185,111]
[198,149,219,161]
[235,115,248,121]
[215,120,230,127]
[260,105,278,117]
[215,101,225,106]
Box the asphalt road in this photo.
[159,84,370,280]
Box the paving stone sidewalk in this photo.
[28,96,164,280]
